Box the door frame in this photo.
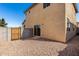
[33,25,41,36]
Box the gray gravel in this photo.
[0,36,79,56]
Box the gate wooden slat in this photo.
[11,27,21,40]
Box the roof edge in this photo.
[24,3,38,14]
[73,3,78,13]
[24,3,78,14]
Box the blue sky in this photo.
[0,3,79,27]
[0,3,32,27]
[76,4,79,22]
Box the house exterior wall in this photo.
[21,28,33,39]
[41,3,65,42]
[77,22,79,27]
[24,3,66,42]
[23,3,77,42]
[65,4,77,41]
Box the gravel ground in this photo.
[0,36,79,56]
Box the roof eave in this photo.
[24,3,38,14]
[73,3,78,13]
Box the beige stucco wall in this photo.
[24,3,66,42]
[41,3,65,42]
[65,4,77,41]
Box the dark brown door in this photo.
[34,25,40,36]
[11,28,21,40]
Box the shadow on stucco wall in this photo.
[58,22,79,56]
[21,28,33,40]
[66,22,77,41]
[77,28,79,35]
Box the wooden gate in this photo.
[11,27,21,40]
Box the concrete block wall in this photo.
[0,27,33,41]
[0,27,8,41]
[0,27,11,41]
[8,28,11,41]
